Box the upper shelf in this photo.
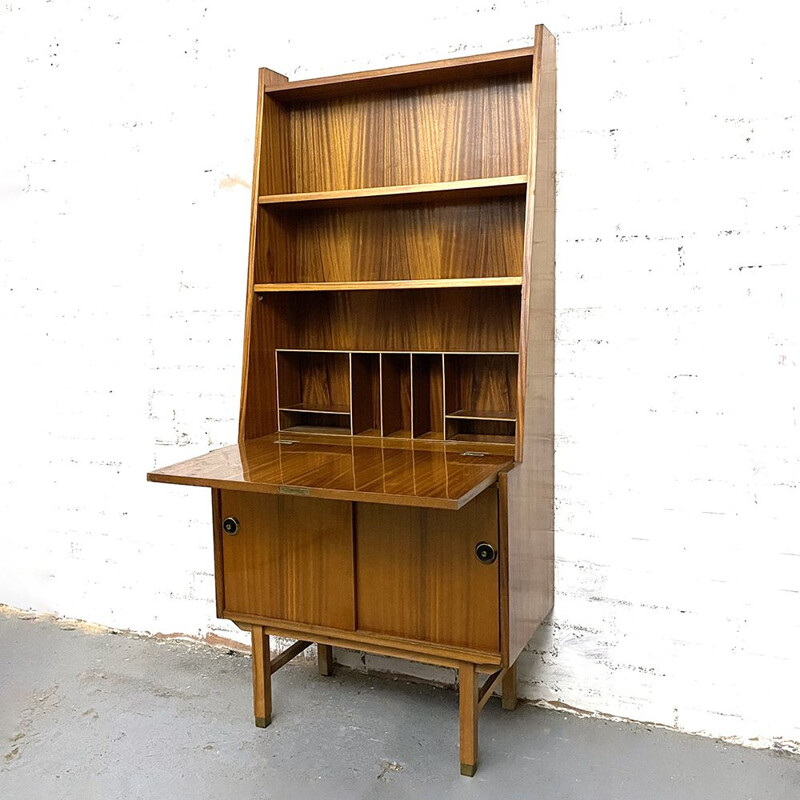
[264,47,535,102]
[258,175,527,209]
[254,277,523,293]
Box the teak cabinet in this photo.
[148,26,556,777]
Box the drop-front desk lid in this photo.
[147,433,514,510]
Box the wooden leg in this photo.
[251,625,272,728]
[502,661,518,711]
[317,643,334,676]
[458,663,479,777]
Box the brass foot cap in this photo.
[254,716,271,728]
[460,763,477,777]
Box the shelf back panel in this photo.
[255,197,524,284]
[262,288,520,353]
[262,74,531,195]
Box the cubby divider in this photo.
[275,349,519,444]
[380,353,412,438]
[412,354,445,440]
[351,353,382,436]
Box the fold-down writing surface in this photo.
[147,434,512,510]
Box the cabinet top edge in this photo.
[263,46,537,102]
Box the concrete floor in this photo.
[1,613,798,800]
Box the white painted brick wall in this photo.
[1,0,798,750]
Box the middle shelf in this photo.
[276,349,519,444]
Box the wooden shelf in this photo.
[264,47,535,102]
[258,175,527,208]
[279,404,350,415]
[449,432,516,445]
[446,410,516,422]
[254,277,523,293]
[280,424,352,437]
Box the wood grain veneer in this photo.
[220,492,354,629]
[149,30,556,778]
[254,197,525,284]
[147,435,512,510]
[356,487,500,652]
[277,75,531,193]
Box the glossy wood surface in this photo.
[255,198,525,284]
[150,30,556,779]
[148,435,512,510]
[258,174,526,207]
[355,488,500,652]
[220,492,355,629]
[264,47,534,101]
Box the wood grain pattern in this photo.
[258,174,526,207]
[220,492,355,629]
[239,68,289,442]
[355,487,500,652]
[285,75,530,192]
[255,198,524,284]
[265,47,534,101]
[148,435,512,510]
[351,353,381,436]
[380,353,412,437]
[412,353,444,439]
[260,288,521,353]
[277,350,351,412]
[444,353,518,417]
[504,25,556,664]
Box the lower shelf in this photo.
[445,418,515,443]
[279,408,351,435]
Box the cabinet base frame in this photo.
[240,620,518,777]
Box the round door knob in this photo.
[475,542,496,564]
[222,516,239,536]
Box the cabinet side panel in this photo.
[506,26,556,662]
[500,464,554,666]
[239,68,290,440]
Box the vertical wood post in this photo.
[318,643,334,676]
[251,625,272,727]
[502,661,518,710]
[458,663,479,776]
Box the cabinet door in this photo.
[219,491,354,630]
[355,487,499,653]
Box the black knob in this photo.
[475,542,496,564]
[222,516,239,536]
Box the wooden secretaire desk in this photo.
[148,27,555,776]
